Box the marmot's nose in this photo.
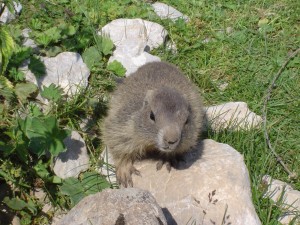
[167,139,178,145]
[162,125,181,149]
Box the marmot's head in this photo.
[138,86,193,153]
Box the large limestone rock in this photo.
[0,2,22,23]
[263,175,300,224]
[152,2,189,22]
[101,18,167,50]
[55,188,167,225]
[130,139,261,225]
[21,52,90,96]
[205,102,262,131]
[53,131,89,179]
[100,18,166,76]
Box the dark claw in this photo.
[156,160,164,170]
[165,162,172,172]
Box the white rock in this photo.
[100,18,168,51]
[262,175,300,224]
[226,26,234,34]
[205,102,262,131]
[109,48,161,76]
[218,82,229,91]
[100,18,165,76]
[54,188,167,225]
[53,131,89,179]
[22,28,39,51]
[130,139,261,225]
[0,2,22,23]
[165,40,178,54]
[152,2,189,22]
[21,52,90,96]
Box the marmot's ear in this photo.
[143,90,154,106]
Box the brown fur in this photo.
[102,62,204,187]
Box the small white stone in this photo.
[152,2,189,22]
[109,50,160,76]
[21,52,90,97]
[53,131,89,179]
[0,1,22,23]
[218,82,229,91]
[22,28,39,52]
[262,175,300,224]
[205,102,262,131]
[100,18,166,76]
[226,26,234,34]
[100,18,168,51]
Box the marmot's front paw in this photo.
[116,164,140,188]
[156,156,184,172]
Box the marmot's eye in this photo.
[150,111,155,121]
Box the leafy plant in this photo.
[107,60,126,77]
[0,26,15,75]
[28,56,46,78]
[41,84,64,102]
[82,46,102,69]
[60,171,110,207]
[18,116,70,157]
[15,82,38,102]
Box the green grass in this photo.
[156,0,300,223]
[0,0,299,224]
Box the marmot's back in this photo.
[109,62,200,119]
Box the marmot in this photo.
[102,62,204,187]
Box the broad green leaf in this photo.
[28,136,48,157]
[44,46,63,57]
[81,171,110,195]
[20,116,69,157]
[0,76,15,101]
[35,27,61,46]
[15,144,29,163]
[34,161,50,180]
[1,127,29,162]
[60,177,85,206]
[26,198,37,215]
[52,175,62,184]
[29,18,42,30]
[35,34,52,47]
[64,25,77,36]
[28,56,46,78]
[8,67,25,81]
[44,27,61,43]
[82,46,102,69]
[41,84,63,102]
[0,141,15,156]
[0,26,15,75]
[3,197,27,211]
[8,46,32,68]
[107,60,126,77]
[60,172,110,207]
[98,36,114,55]
[15,82,38,102]
[28,103,43,117]
[3,197,37,215]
